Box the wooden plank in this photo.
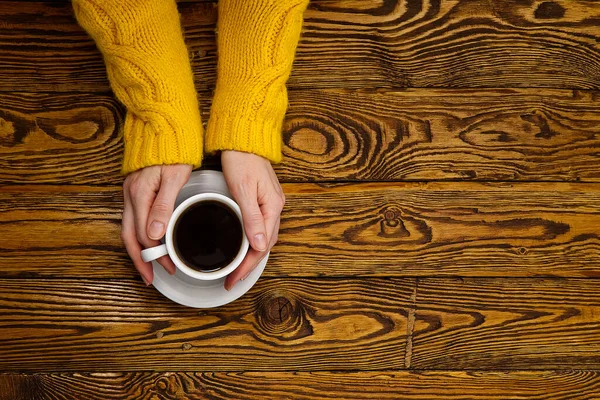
[0,278,412,372]
[282,88,600,182]
[2,88,600,185]
[0,1,599,92]
[3,371,600,400]
[0,92,124,185]
[411,278,600,369]
[2,182,600,279]
[274,182,600,278]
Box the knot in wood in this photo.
[379,205,409,238]
[380,206,402,224]
[384,210,397,222]
[256,293,308,337]
[155,378,169,391]
[182,343,193,351]
[518,247,528,255]
[535,1,565,19]
[267,296,294,324]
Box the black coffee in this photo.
[173,201,243,272]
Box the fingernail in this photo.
[141,275,151,286]
[148,221,164,240]
[254,233,267,251]
[224,282,233,291]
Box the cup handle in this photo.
[141,244,168,262]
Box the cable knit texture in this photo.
[73,0,203,174]
[205,0,309,163]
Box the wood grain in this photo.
[2,182,600,279]
[0,185,125,277]
[3,88,600,185]
[3,0,600,394]
[412,278,600,369]
[282,88,600,182]
[3,371,600,400]
[276,182,600,278]
[0,1,599,92]
[0,278,411,372]
[0,92,124,185]
[296,0,600,89]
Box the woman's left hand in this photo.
[221,150,285,290]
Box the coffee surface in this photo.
[174,201,243,272]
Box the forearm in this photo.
[73,0,203,174]
[205,0,309,163]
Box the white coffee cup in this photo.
[141,193,249,281]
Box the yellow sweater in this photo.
[73,0,308,174]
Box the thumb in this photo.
[238,189,268,252]
[146,171,187,241]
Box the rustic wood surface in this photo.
[3,371,600,400]
[0,1,599,92]
[1,0,600,398]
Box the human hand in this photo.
[221,151,285,290]
[121,164,193,285]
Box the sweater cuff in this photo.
[121,109,203,174]
[204,97,286,163]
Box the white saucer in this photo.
[151,253,268,308]
[150,169,267,308]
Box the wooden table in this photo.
[2,0,600,398]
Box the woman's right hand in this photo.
[121,164,193,285]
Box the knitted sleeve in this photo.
[205,0,309,163]
[73,0,203,174]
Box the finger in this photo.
[130,177,157,249]
[156,255,177,275]
[145,170,190,276]
[122,189,154,285]
[269,218,281,248]
[236,182,268,252]
[224,248,267,291]
[260,192,284,250]
[226,181,284,291]
[130,175,176,275]
[146,169,188,240]
[226,218,280,291]
[267,165,285,210]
